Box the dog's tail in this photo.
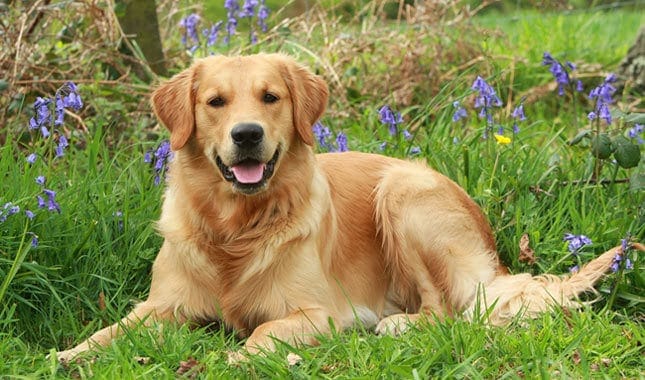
[465,242,644,326]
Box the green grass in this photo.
[1,4,644,379]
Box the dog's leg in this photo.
[55,301,173,363]
[237,307,333,358]
[374,162,500,335]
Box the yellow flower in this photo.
[494,134,511,145]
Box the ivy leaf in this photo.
[613,136,641,169]
[568,129,591,146]
[591,133,612,159]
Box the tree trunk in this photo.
[115,0,167,81]
[616,27,645,95]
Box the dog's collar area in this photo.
[216,149,280,194]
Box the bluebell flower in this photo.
[472,76,502,126]
[30,97,51,132]
[588,74,616,125]
[379,141,388,151]
[225,17,238,44]
[335,132,348,152]
[36,176,46,186]
[36,195,46,209]
[257,0,270,32]
[30,233,39,248]
[145,140,174,185]
[627,123,644,144]
[313,122,332,151]
[378,105,403,136]
[0,202,20,223]
[563,233,592,255]
[240,0,258,17]
[402,130,413,140]
[25,210,35,220]
[26,153,37,164]
[179,13,201,48]
[511,103,526,134]
[542,52,573,96]
[409,146,421,155]
[43,189,61,213]
[55,135,69,158]
[452,101,468,122]
[575,80,584,92]
[203,21,223,48]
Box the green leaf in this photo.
[624,113,645,125]
[0,79,8,93]
[629,171,645,191]
[614,142,641,169]
[568,129,591,146]
[590,134,612,159]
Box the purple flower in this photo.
[257,0,269,32]
[145,140,174,185]
[569,265,579,273]
[0,202,20,223]
[575,80,584,92]
[409,146,421,155]
[472,76,502,126]
[627,124,644,144]
[55,135,69,158]
[36,195,46,209]
[43,189,61,213]
[511,104,526,121]
[25,210,35,219]
[179,13,201,47]
[26,153,37,164]
[54,95,65,126]
[378,105,403,136]
[588,74,616,125]
[203,21,223,48]
[335,132,348,152]
[225,17,238,44]
[452,101,468,122]
[240,0,258,17]
[563,233,592,255]
[30,97,51,131]
[611,254,633,273]
[313,122,332,151]
[542,52,572,96]
[379,141,387,151]
[402,130,413,140]
[36,176,46,186]
[30,233,39,248]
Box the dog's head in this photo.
[151,54,328,195]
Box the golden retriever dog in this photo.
[56,53,640,362]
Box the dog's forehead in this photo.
[197,55,284,90]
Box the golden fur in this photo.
[56,54,642,361]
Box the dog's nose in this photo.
[231,123,264,148]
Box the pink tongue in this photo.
[231,163,265,184]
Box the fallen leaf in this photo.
[176,357,203,378]
[518,233,536,264]
[98,291,106,311]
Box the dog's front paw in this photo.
[375,314,415,336]
[50,348,82,364]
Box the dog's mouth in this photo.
[216,149,280,194]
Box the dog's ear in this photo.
[151,63,200,151]
[279,56,329,146]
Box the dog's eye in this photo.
[208,96,226,108]
[262,93,279,104]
